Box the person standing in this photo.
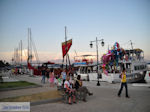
[46,68,50,83]
[61,69,66,86]
[49,69,55,87]
[41,67,46,84]
[118,68,130,98]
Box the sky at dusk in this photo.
[0,0,150,63]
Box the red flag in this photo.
[28,62,40,75]
[28,62,35,70]
[62,39,72,57]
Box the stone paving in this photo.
[31,81,150,112]
[0,73,150,112]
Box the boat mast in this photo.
[20,40,22,65]
[28,28,30,64]
[14,48,15,65]
[16,48,18,65]
[30,28,32,63]
[18,42,20,65]
[65,26,67,73]
[13,48,15,65]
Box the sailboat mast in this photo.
[28,28,29,63]
[65,26,67,72]
[19,41,21,65]
[14,48,16,65]
[16,48,18,65]
[18,42,20,64]
[30,28,32,63]
[20,40,22,65]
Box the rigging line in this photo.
[121,40,132,46]
[32,39,40,65]
[30,36,40,65]
[32,42,40,65]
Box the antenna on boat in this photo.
[130,40,133,50]
[130,40,135,58]
[74,50,78,56]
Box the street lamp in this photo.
[90,37,104,86]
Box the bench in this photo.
[57,86,84,103]
[57,86,69,103]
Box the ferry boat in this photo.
[73,49,147,83]
[101,49,147,83]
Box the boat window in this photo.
[134,66,137,70]
[134,65,147,71]
[80,67,88,74]
[141,65,143,69]
[87,67,91,73]
[85,67,87,73]
[138,66,140,70]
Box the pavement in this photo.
[0,73,150,112]
[31,81,150,112]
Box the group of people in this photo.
[41,67,58,87]
[41,66,130,104]
[63,74,93,104]
[41,67,93,104]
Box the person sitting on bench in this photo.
[75,75,93,102]
[64,76,76,104]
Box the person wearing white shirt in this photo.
[64,76,76,104]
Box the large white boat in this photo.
[73,49,147,83]
[101,49,147,83]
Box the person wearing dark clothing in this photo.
[75,75,93,102]
[46,68,50,82]
[41,67,46,84]
[118,68,130,98]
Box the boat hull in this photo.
[101,71,146,83]
[78,71,146,83]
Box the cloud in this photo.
[0,49,150,64]
[33,51,99,63]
